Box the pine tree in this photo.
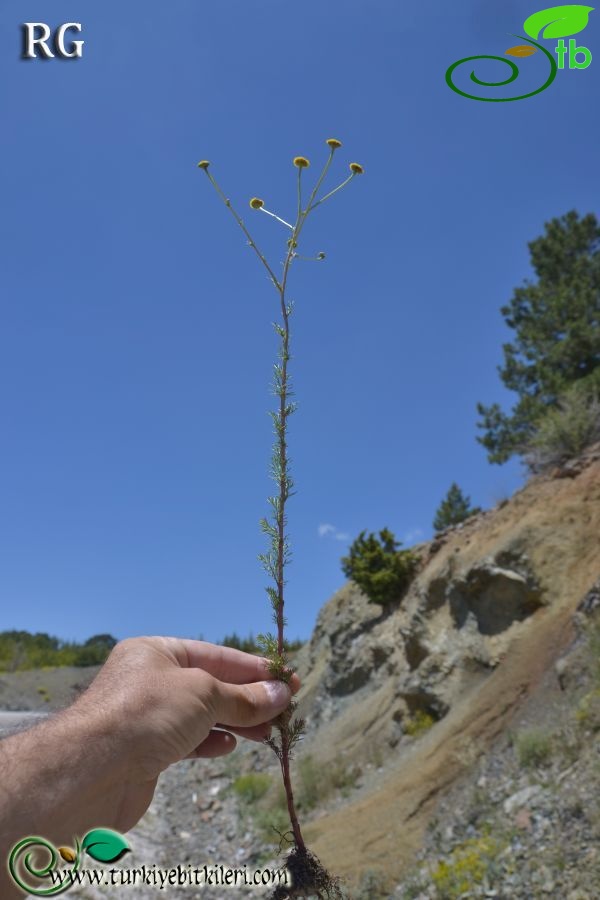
[477,211,600,464]
[433,483,480,532]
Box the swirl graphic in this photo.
[445,36,557,101]
[8,836,81,896]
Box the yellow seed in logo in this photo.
[59,847,77,862]
[505,45,537,57]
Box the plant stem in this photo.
[308,172,355,212]
[274,215,305,852]
[267,152,339,851]
[203,169,281,292]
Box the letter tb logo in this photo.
[446,4,594,102]
[22,23,84,60]
[555,37,593,67]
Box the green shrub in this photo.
[526,376,600,473]
[297,755,361,811]
[575,689,600,732]
[404,710,436,738]
[515,728,553,768]
[340,528,419,606]
[297,755,321,810]
[232,759,360,849]
[355,869,391,900]
[252,784,290,846]
[232,773,272,804]
[429,836,503,898]
[328,758,361,798]
[584,615,600,685]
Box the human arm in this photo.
[0,636,298,897]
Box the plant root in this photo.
[271,846,347,899]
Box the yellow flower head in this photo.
[249,197,264,210]
[293,156,310,168]
[349,162,364,175]
[197,160,210,170]
[326,138,342,150]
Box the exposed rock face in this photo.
[295,544,548,746]
[555,576,600,690]
[447,561,543,635]
[576,577,600,618]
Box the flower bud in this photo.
[293,156,310,168]
[349,162,364,175]
[249,197,264,209]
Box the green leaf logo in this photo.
[523,5,594,39]
[82,829,130,864]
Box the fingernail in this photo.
[262,680,291,705]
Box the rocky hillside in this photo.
[288,443,600,896]
[398,578,600,899]
[2,445,599,899]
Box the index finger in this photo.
[178,639,301,693]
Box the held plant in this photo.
[198,139,364,899]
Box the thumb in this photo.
[211,678,292,728]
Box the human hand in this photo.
[0,636,299,868]
[72,636,300,831]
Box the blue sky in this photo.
[0,1,598,645]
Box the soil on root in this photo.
[271,846,347,899]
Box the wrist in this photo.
[0,703,125,849]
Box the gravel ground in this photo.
[395,615,600,900]
[1,702,295,899]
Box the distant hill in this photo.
[0,630,305,675]
[0,631,117,672]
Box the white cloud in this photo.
[318,523,350,542]
[403,527,424,545]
